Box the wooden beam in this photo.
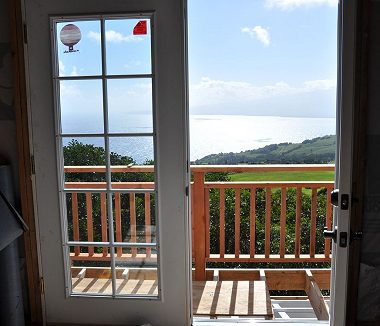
[218,269,261,281]
[280,187,287,258]
[10,0,43,323]
[265,270,306,291]
[213,269,219,281]
[305,270,329,320]
[77,268,86,279]
[193,172,207,280]
[234,189,240,258]
[265,188,271,258]
[310,269,331,290]
[122,269,130,280]
[219,189,225,258]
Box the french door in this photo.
[24,0,190,325]
[330,0,357,325]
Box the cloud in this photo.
[59,60,65,75]
[88,30,143,43]
[190,77,336,107]
[242,26,271,46]
[70,66,78,77]
[265,0,338,10]
[60,83,81,98]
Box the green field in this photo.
[229,171,335,182]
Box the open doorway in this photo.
[188,0,338,322]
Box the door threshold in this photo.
[193,317,329,325]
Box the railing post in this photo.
[193,171,207,280]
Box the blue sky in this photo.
[188,0,338,117]
[57,0,338,129]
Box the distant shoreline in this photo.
[194,134,336,165]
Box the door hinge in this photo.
[40,277,45,295]
[30,155,35,175]
[23,24,27,44]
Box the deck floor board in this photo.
[192,281,273,318]
[71,278,273,319]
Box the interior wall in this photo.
[0,0,30,321]
[357,0,380,322]
[0,0,19,196]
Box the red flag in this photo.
[133,21,147,35]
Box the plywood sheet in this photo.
[193,280,273,318]
[72,278,158,296]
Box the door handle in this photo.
[331,189,339,207]
[323,226,337,242]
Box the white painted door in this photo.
[330,0,357,325]
[24,0,191,325]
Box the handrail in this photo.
[64,164,334,173]
[64,164,335,280]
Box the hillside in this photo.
[195,135,336,165]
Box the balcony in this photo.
[64,164,334,321]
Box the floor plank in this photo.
[193,281,273,318]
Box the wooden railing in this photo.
[64,164,334,280]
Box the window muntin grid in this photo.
[51,14,159,299]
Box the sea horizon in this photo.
[62,114,336,163]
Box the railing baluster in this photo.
[325,186,333,258]
[235,189,241,258]
[265,187,271,258]
[115,193,122,257]
[145,193,151,258]
[310,188,317,258]
[100,193,108,256]
[130,193,137,257]
[205,189,210,258]
[280,187,287,258]
[65,165,335,265]
[193,172,206,280]
[191,184,195,259]
[250,187,256,258]
[220,189,225,258]
[295,187,302,258]
[85,193,94,256]
[72,192,80,256]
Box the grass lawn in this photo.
[229,171,335,182]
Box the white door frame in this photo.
[23,0,191,325]
[330,0,357,325]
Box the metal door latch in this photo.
[339,232,348,247]
[330,189,349,210]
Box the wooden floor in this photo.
[193,281,273,319]
[71,278,273,319]
[72,277,158,296]
[70,268,330,321]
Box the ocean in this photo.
[62,114,336,163]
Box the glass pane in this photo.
[70,249,112,295]
[60,80,104,134]
[112,192,156,245]
[63,137,106,184]
[114,247,158,296]
[57,20,102,76]
[108,79,153,134]
[109,136,154,167]
[65,192,109,243]
[105,18,152,75]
